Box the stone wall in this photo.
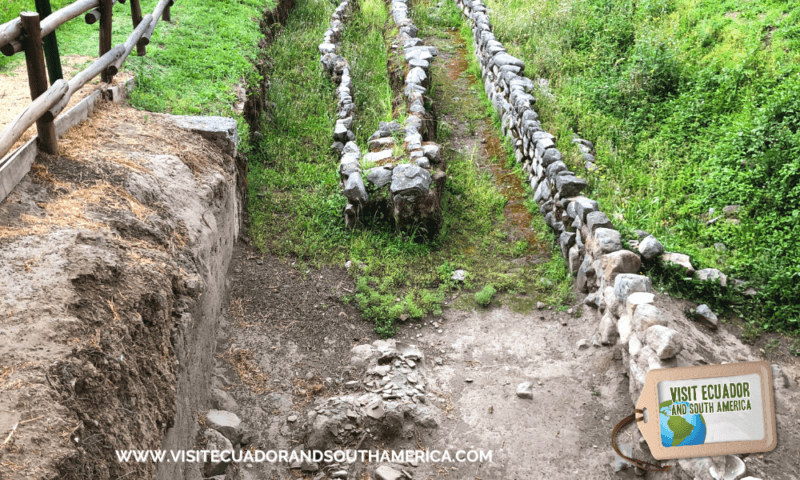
[454,0,797,477]
[321,0,446,239]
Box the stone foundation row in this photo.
[454,0,794,477]
[321,0,446,238]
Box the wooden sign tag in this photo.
[635,361,777,460]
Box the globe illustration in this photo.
[659,400,707,447]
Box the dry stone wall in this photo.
[454,0,796,476]
[321,0,446,238]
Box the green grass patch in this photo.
[486,0,800,333]
[474,284,497,307]
[339,0,393,146]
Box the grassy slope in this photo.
[2,0,270,141]
[486,0,800,333]
[247,0,571,337]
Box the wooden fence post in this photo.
[20,12,58,155]
[99,0,113,83]
[34,0,63,85]
[163,1,172,22]
[129,0,146,56]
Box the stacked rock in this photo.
[381,0,447,237]
[320,1,368,228]
[455,3,788,477]
[304,340,440,452]
[326,0,447,238]
[571,134,598,172]
[454,0,729,427]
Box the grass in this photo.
[485,0,800,334]
[247,0,571,337]
[2,0,271,145]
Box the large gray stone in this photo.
[555,175,587,197]
[632,304,668,335]
[369,137,395,151]
[319,42,336,55]
[363,150,393,164]
[344,172,369,202]
[422,143,442,163]
[379,121,403,136]
[203,429,233,477]
[592,228,622,256]
[366,167,394,188]
[342,141,360,157]
[694,304,719,330]
[694,268,727,287]
[571,196,598,222]
[546,161,568,180]
[541,148,561,167]
[586,211,613,232]
[624,291,655,318]
[492,52,524,70]
[645,325,682,359]
[404,48,433,62]
[662,252,694,275]
[568,245,581,273]
[638,235,664,260]
[614,274,652,303]
[408,57,429,69]
[167,115,239,157]
[576,254,595,293]
[390,164,431,196]
[406,67,427,85]
[533,179,551,203]
[600,249,641,282]
[205,410,243,445]
[333,121,350,142]
[599,312,618,345]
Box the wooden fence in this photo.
[0,0,175,162]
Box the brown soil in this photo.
[212,243,381,479]
[0,56,134,154]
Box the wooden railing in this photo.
[0,0,175,161]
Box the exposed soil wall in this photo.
[0,103,240,480]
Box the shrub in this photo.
[474,284,497,307]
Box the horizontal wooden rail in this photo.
[1,0,101,56]
[107,13,152,76]
[139,0,172,47]
[0,19,23,51]
[0,0,178,162]
[85,0,125,25]
[0,79,68,158]
[42,44,125,122]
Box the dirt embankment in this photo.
[0,102,240,480]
